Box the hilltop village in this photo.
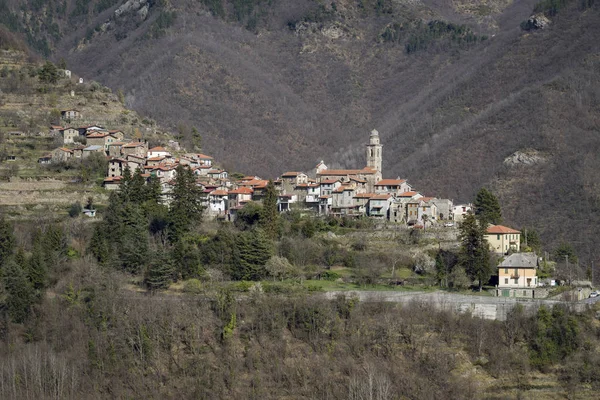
[47,125,472,225]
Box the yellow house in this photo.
[496,253,539,298]
[485,225,520,254]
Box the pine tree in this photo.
[234,229,273,280]
[89,226,109,265]
[2,260,34,323]
[0,216,15,267]
[128,168,148,205]
[473,188,502,225]
[261,180,279,239]
[27,241,47,291]
[118,203,149,274]
[171,238,203,280]
[168,165,204,242]
[144,248,173,290]
[458,213,492,291]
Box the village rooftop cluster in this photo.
[43,123,541,297]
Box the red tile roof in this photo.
[149,146,167,152]
[375,179,406,186]
[320,179,340,184]
[210,190,228,196]
[398,191,420,197]
[196,153,213,159]
[370,194,392,200]
[229,187,254,195]
[486,225,520,234]
[354,193,375,199]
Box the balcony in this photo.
[510,275,520,279]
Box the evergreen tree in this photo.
[171,238,203,280]
[2,260,34,323]
[233,229,273,280]
[144,248,173,290]
[261,180,279,239]
[0,216,15,267]
[473,188,502,225]
[128,168,148,205]
[118,203,149,274]
[458,213,492,291]
[27,241,47,291]
[168,165,204,242]
[38,61,59,84]
[89,226,109,265]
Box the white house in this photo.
[374,179,411,195]
[452,204,473,221]
[147,146,171,158]
[208,190,228,214]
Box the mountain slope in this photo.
[1,0,599,258]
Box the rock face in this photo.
[115,0,147,18]
[503,149,547,167]
[523,13,551,30]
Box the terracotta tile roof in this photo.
[319,195,331,199]
[281,171,303,177]
[149,146,167,152]
[86,132,109,138]
[375,179,406,186]
[50,125,64,130]
[486,225,520,234]
[103,176,122,182]
[122,142,145,148]
[57,147,73,153]
[320,179,340,184]
[354,193,375,199]
[210,190,228,196]
[334,186,354,193]
[108,130,123,134]
[398,191,420,197]
[196,153,214,159]
[370,194,392,200]
[147,156,166,161]
[229,187,254,194]
[108,142,126,146]
[318,169,363,176]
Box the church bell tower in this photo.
[366,129,382,174]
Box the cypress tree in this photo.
[473,188,502,225]
[118,203,149,274]
[261,180,279,239]
[459,213,492,291]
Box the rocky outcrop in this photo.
[115,0,147,18]
[522,13,551,30]
[503,149,547,166]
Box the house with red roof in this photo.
[374,178,411,195]
[367,194,393,219]
[485,225,521,254]
[147,146,171,158]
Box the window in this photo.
[504,278,508,284]
[504,268,508,274]
[497,234,500,240]
[514,269,518,276]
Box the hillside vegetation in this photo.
[0,1,599,258]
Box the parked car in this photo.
[443,222,454,227]
[589,291,598,298]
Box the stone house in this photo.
[374,179,411,195]
[103,176,123,190]
[60,127,79,144]
[196,153,213,167]
[353,193,374,215]
[281,172,308,190]
[208,169,228,180]
[108,158,128,178]
[318,195,332,215]
[82,145,105,158]
[72,146,85,158]
[108,142,125,158]
[121,141,148,158]
[61,109,81,120]
[38,155,52,164]
[430,198,453,221]
[368,194,393,219]
[278,194,298,212]
[228,187,253,209]
[332,185,357,215]
[51,147,73,163]
[86,132,119,151]
[319,179,341,196]
[485,225,521,254]
[496,253,539,298]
